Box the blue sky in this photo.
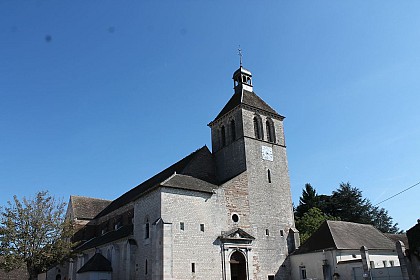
[1,0,419,231]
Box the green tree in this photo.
[295,183,318,218]
[330,182,371,224]
[0,191,73,280]
[295,207,339,244]
[370,206,401,233]
[294,182,401,237]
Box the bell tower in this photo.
[233,66,253,93]
[209,63,298,279]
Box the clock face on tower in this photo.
[261,146,273,161]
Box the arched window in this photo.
[254,116,263,140]
[266,119,276,143]
[230,120,236,142]
[221,126,226,147]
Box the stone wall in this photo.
[160,187,224,280]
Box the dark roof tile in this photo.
[213,90,282,121]
[161,174,217,193]
[296,221,396,254]
[70,196,111,220]
[384,233,409,249]
[95,146,216,218]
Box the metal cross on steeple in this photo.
[238,46,243,67]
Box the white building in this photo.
[290,220,404,280]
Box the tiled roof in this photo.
[70,196,111,220]
[296,221,396,254]
[95,146,216,218]
[161,174,217,193]
[384,233,409,249]
[213,90,282,121]
[75,224,133,252]
[77,253,112,273]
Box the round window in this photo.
[231,213,239,223]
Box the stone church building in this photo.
[56,65,299,280]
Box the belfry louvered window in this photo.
[253,116,263,140]
[266,119,276,143]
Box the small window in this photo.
[265,229,269,236]
[145,259,148,275]
[383,260,387,267]
[268,276,275,280]
[280,229,284,237]
[390,260,394,267]
[144,218,150,239]
[267,169,271,183]
[192,263,196,273]
[230,120,236,142]
[200,224,205,232]
[221,126,226,147]
[299,266,307,279]
[114,218,122,230]
[180,222,184,231]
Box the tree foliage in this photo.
[330,182,372,224]
[295,182,401,238]
[295,183,318,218]
[0,191,73,280]
[295,207,340,244]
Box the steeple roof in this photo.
[210,66,284,123]
[212,90,282,122]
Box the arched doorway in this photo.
[230,251,247,280]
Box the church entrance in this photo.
[230,251,247,280]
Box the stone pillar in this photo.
[162,223,173,279]
[360,246,371,280]
[396,240,411,280]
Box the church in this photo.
[57,64,299,280]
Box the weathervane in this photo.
[238,46,243,67]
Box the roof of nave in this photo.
[295,220,397,254]
[212,90,282,122]
[161,174,216,193]
[69,196,112,220]
[75,224,133,252]
[94,145,217,219]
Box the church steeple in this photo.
[233,47,253,93]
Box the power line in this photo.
[374,181,420,206]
